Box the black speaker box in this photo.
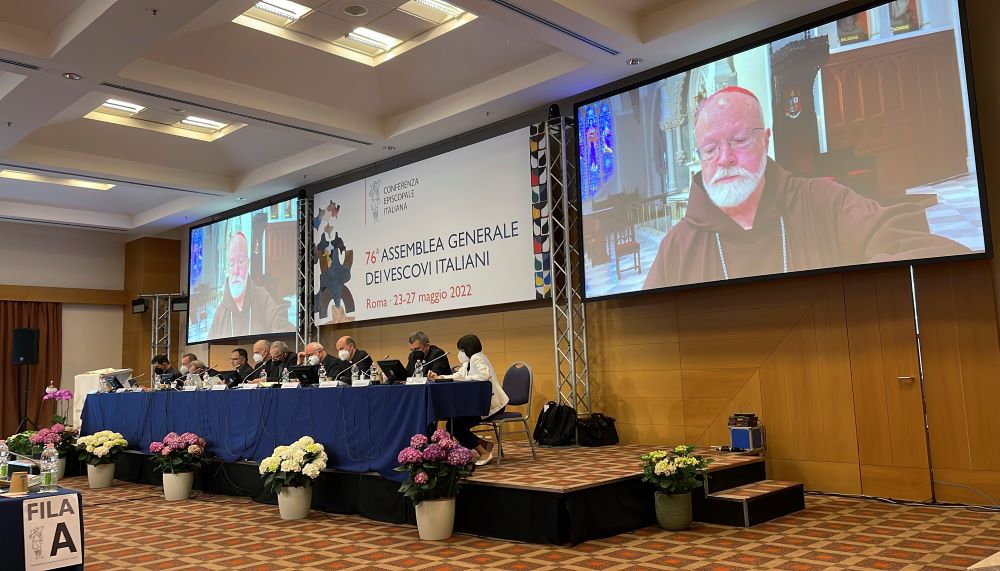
[12,328,39,364]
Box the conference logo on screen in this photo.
[378,177,420,220]
[368,178,380,224]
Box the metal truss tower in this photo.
[547,115,591,416]
[296,195,314,352]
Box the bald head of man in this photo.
[252,339,270,364]
[694,87,772,213]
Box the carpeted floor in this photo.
[71,476,1000,571]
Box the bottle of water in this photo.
[154,374,162,389]
[0,439,8,479]
[414,359,424,378]
[350,363,359,381]
[281,367,290,383]
[318,363,327,381]
[259,368,268,382]
[40,443,59,492]
[369,364,378,382]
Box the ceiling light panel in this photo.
[179,116,229,132]
[100,98,145,116]
[245,0,313,26]
[347,26,401,51]
[0,169,115,191]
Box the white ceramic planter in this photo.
[414,497,456,540]
[87,463,115,488]
[56,457,67,482]
[277,485,312,520]
[162,472,195,501]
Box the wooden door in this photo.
[843,267,932,500]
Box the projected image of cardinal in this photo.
[578,0,986,299]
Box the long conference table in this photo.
[80,382,492,481]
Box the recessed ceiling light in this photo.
[101,99,145,114]
[181,116,228,130]
[253,0,311,21]
[0,169,114,191]
[347,27,401,52]
[626,57,643,65]
[62,72,81,80]
[343,5,368,17]
[414,0,462,17]
[383,145,396,151]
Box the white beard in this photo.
[704,153,768,208]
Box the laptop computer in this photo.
[377,360,409,384]
[288,365,320,386]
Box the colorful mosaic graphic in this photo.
[530,122,552,299]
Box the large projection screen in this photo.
[187,198,299,343]
[578,0,988,300]
[312,128,545,324]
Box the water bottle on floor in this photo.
[40,443,58,492]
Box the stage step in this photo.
[694,479,805,527]
[703,456,766,494]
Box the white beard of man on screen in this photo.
[642,86,970,290]
[208,231,292,340]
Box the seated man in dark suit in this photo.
[331,336,371,380]
[263,340,298,380]
[230,348,255,379]
[298,341,340,375]
[151,354,180,378]
[405,330,451,377]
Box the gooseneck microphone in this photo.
[334,354,373,379]
[420,351,450,368]
[239,360,267,383]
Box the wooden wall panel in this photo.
[121,238,181,383]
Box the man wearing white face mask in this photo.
[179,353,198,376]
[330,336,370,379]
[428,334,509,466]
[208,232,292,340]
[252,340,270,365]
[297,341,339,373]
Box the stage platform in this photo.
[106,441,802,545]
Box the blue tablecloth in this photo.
[0,487,84,571]
[80,382,491,481]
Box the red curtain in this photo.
[0,302,61,436]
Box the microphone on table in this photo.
[334,354,373,380]
[239,360,267,384]
[8,451,41,470]
[421,351,450,368]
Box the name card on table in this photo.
[280,381,301,389]
[182,386,198,392]
[236,383,259,390]
[210,384,227,391]
[351,378,371,387]
[318,380,346,388]
[405,377,427,385]
[115,388,127,393]
[23,493,83,570]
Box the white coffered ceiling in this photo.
[0,0,844,234]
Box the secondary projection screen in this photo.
[312,128,546,324]
[187,199,299,343]
[578,0,988,299]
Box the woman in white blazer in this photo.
[428,334,509,465]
